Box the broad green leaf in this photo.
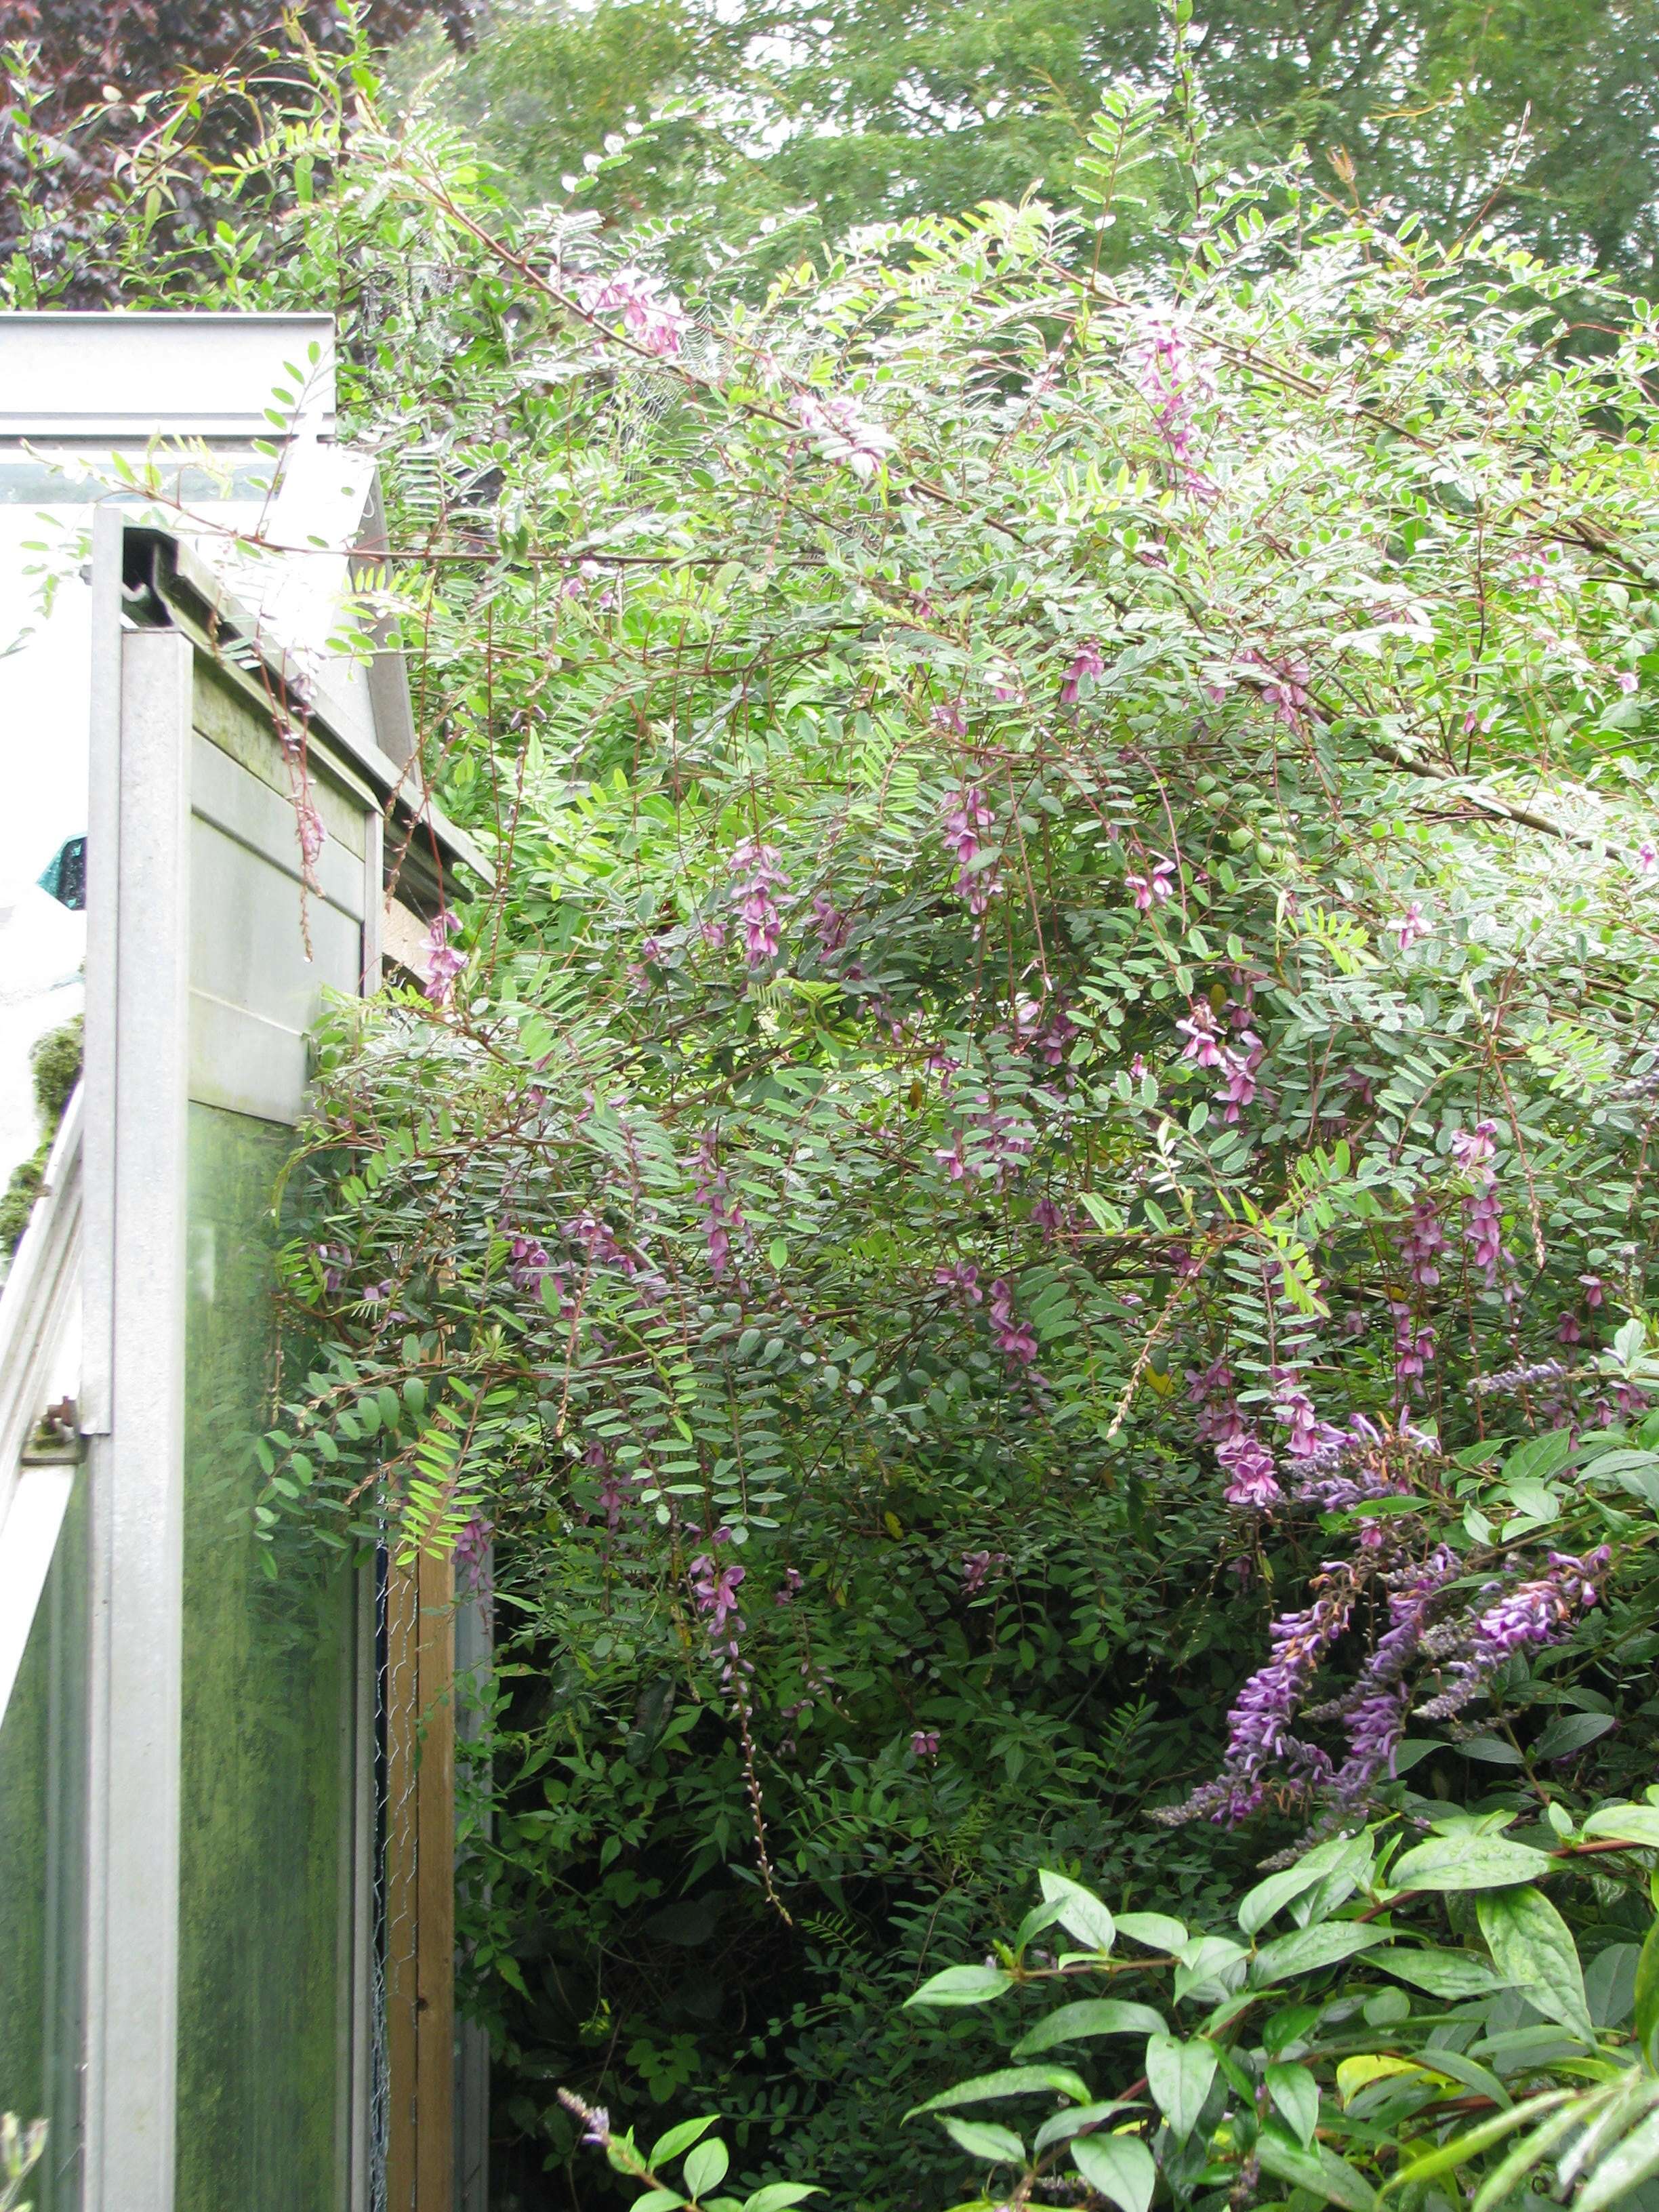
[682,2139,729,2200]
[1240,1862,1328,1938]
[1256,2125,1376,2211]
[906,1965,1014,2008]
[1410,2047,1511,2110]
[1114,1912,1186,1953]
[1374,1947,1509,1999]
[1390,1834,1554,1892]
[1144,2034,1216,2143]
[1071,2133,1155,2212]
[1336,2056,1446,2107]
[741,2188,821,2212]
[1584,1805,1659,1849]
[1533,1713,1614,1761]
[1476,1884,1594,2042]
[1033,2102,1141,2154]
[1586,1942,1641,2028]
[940,2118,1025,2165]
[1173,1934,1248,2002]
[1265,2062,1319,2148]
[1502,1432,1575,1486]
[1252,1922,1389,1984]
[653,2120,718,2165]
[1634,1917,1659,2066]
[1012,2001,1166,2057]
[907,2067,1090,2119]
[630,2192,684,2212]
[1460,1736,1524,1767]
[1039,1870,1116,1954]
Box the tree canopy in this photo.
[426,0,1659,287]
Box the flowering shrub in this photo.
[115,62,1659,2205]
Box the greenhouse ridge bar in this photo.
[0,315,490,2212]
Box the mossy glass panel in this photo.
[175,1103,354,2212]
[0,1474,85,2211]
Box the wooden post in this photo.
[385,1544,455,2211]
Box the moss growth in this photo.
[0,1015,83,1256]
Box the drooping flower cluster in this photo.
[1397,1195,1445,1290]
[1156,1561,1364,1824]
[1126,316,1217,497]
[423,909,467,1006]
[575,266,689,358]
[987,1276,1040,1369]
[1454,1118,1507,1284]
[1417,1548,1612,1719]
[790,389,893,479]
[693,1129,743,1279]
[1216,1029,1267,1123]
[1313,1547,1461,1801]
[453,1512,494,1603]
[689,1530,751,1691]
[941,785,998,916]
[1391,1305,1436,1400]
[1176,999,1226,1068]
[1059,642,1105,704]
[1216,1429,1282,1509]
[1125,855,1176,910]
[729,838,790,966]
[1188,1357,1246,1446]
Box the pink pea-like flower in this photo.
[1059,642,1105,705]
[1390,901,1430,951]
[910,1729,940,1758]
[1618,672,1640,695]
[424,909,468,1006]
[1638,840,1657,876]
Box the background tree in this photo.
[418,0,1659,287]
[0,0,472,300]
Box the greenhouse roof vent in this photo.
[0,310,335,441]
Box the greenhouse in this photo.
[0,312,490,2212]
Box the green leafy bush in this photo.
[73,50,1659,2207]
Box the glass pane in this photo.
[0,1472,87,2211]
[174,1103,356,2212]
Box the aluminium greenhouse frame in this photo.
[0,314,491,2212]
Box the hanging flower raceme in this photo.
[1059,642,1105,705]
[987,1277,1040,1369]
[1125,855,1176,911]
[1397,1194,1445,1290]
[423,910,467,1006]
[1454,1118,1507,1285]
[1156,1561,1363,1824]
[729,838,790,966]
[1217,1429,1283,1509]
[575,266,689,359]
[790,389,894,479]
[1176,999,1226,1067]
[693,1130,743,1278]
[941,785,998,915]
[1418,1549,1613,1719]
